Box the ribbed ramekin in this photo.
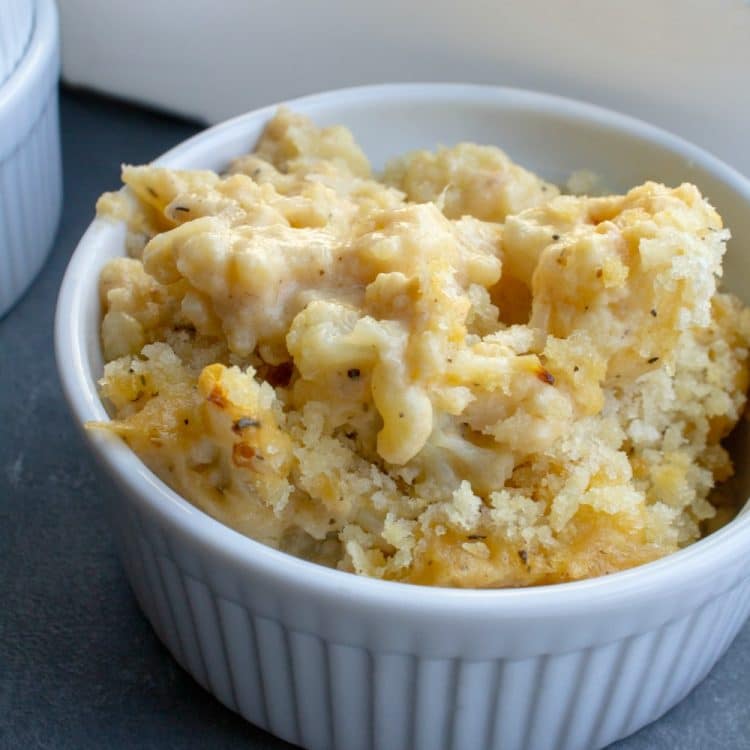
[0,0,34,86]
[55,84,750,750]
[0,0,61,318]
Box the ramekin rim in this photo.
[0,0,58,160]
[55,82,750,614]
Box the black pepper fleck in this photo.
[232,417,261,434]
[647,356,659,364]
[347,368,361,379]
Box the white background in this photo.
[60,0,750,177]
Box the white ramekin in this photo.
[0,0,61,318]
[55,84,750,750]
[0,0,34,86]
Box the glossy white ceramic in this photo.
[0,0,33,86]
[55,84,750,750]
[0,0,61,318]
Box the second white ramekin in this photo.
[0,0,34,86]
[0,0,62,318]
[56,84,750,750]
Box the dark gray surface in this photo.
[1,88,748,750]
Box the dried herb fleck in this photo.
[536,368,555,385]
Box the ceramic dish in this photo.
[0,0,34,87]
[55,84,750,750]
[0,0,61,318]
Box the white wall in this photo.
[59,0,750,177]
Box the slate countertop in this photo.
[1,88,748,750]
